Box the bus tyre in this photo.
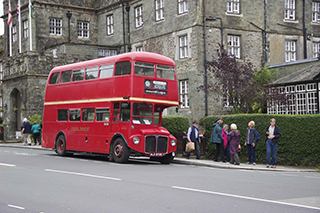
[55,135,67,156]
[112,138,129,163]
[159,153,174,164]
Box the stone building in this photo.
[1,0,320,139]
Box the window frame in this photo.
[49,18,62,36]
[106,15,114,35]
[12,25,17,42]
[135,5,144,28]
[284,0,295,21]
[178,0,188,14]
[77,21,89,38]
[285,40,297,62]
[155,0,164,21]
[313,42,320,58]
[313,2,320,23]
[227,0,240,14]
[23,20,28,38]
[179,35,188,59]
[179,80,189,109]
[227,35,241,59]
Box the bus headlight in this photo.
[171,139,176,147]
[133,137,140,144]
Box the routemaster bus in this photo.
[42,52,179,164]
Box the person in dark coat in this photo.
[227,123,241,165]
[186,121,201,159]
[210,117,225,162]
[265,118,281,168]
[21,118,32,146]
[245,121,258,165]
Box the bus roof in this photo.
[50,52,175,73]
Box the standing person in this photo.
[31,121,41,145]
[222,124,230,162]
[245,121,258,165]
[227,123,241,165]
[186,121,202,159]
[21,118,32,146]
[265,118,281,168]
[210,117,225,162]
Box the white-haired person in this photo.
[245,121,259,165]
[21,118,32,146]
[227,123,241,165]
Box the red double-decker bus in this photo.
[42,52,179,164]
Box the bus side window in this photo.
[69,109,81,121]
[113,103,119,121]
[134,62,154,77]
[61,71,72,83]
[73,69,85,82]
[96,108,110,121]
[115,61,131,76]
[85,66,99,80]
[58,109,68,121]
[49,73,60,84]
[82,108,94,121]
[120,102,131,122]
[100,64,114,78]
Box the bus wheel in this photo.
[55,135,67,156]
[159,153,174,164]
[112,138,129,163]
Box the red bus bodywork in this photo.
[42,52,179,163]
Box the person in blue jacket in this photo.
[210,117,225,162]
[265,118,281,168]
[245,121,258,165]
[21,118,32,146]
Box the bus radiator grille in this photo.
[145,136,168,153]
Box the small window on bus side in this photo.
[61,71,72,83]
[120,102,131,122]
[82,108,94,121]
[58,109,68,121]
[85,66,99,80]
[156,65,175,80]
[73,69,84,82]
[100,64,114,78]
[49,73,60,84]
[96,108,110,121]
[134,62,155,77]
[115,61,131,76]
[69,109,81,121]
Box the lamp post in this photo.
[66,11,72,43]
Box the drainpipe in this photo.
[122,2,126,53]
[303,0,307,59]
[66,11,72,43]
[203,0,208,116]
[126,2,131,52]
[264,0,268,65]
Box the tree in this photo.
[199,45,280,113]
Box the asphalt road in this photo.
[1,147,320,213]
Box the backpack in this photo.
[256,130,260,142]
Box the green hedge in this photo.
[200,114,320,166]
[162,115,189,134]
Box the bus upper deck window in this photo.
[69,109,81,121]
[85,66,99,80]
[73,69,84,82]
[100,64,114,78]
[115,61,131,76]
[134,62,154,77]
[49,73,60,84]
[61,71,72,83]
[156,65,175,80]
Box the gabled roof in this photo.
[272,60,320,85]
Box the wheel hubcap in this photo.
[58,140,64,152]
[114,144,123,158]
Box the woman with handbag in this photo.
[227,123,241,165]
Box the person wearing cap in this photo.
[31,121,41,145]
[186,121,202,159]
[210,117,225,162]
[21,118,32,146]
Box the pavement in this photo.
[0,141,318,172]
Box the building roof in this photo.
[272,59,320,85]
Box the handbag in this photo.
[238,144,241,152]
[185,141,195,152]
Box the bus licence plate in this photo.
[149,152,163,157]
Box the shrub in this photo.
[162,115,190,134]
[29,115,42,125]
[200,114,320,166]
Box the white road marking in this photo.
[79,159,89,162]
[45,169,121,181]
[0,163,16,167]
[8,204,25,210]
[4,150,10,153]
[109,162,133,167]
[172,186,320,211]
[93,161,102,164]
[305,176,320,180]
[281,174,298,177]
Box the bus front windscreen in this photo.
[132,103,153,125]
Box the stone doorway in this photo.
[10,89,22,132]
